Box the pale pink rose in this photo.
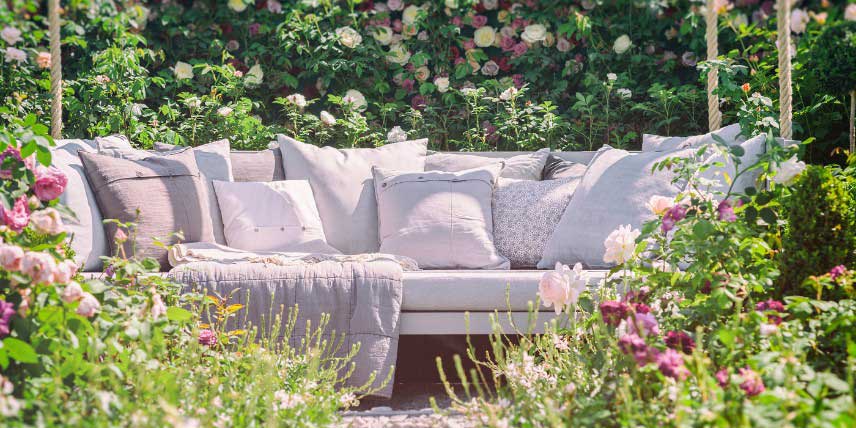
[76,292,100,317]
[267,0,283,13]
[33,166,68,201]
[646,195,674,216]
[151,293,167,319]
[114,228,128,244]
[481,60,499,76]
[61,281,84,304]
[0,244,24,272]
[1,27,22,45]
[847,4,856,22]
[3,47,27,64]
[512,42,528,57]
[500,36,516,51]
[1,196,30,232]
[539,263,571,315]
[556,37,572,52]
[36,52,51,69]
[387,0,404,11]
[20,251,57,285]
[29,208,64,235]
[53,259,78,284]
[471,15,488,28]
[462,39,476,50]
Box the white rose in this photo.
[1,27,22,45]
[386,43,411,65]
[790,8,809,34]
[228,0,248,12]
[217,106,233,117]
[387,126,407,143]
[539,267,570,315]
[402,5,421,25]
[613,34,632,54]
[245,64,264,85]
[499,86,518,101]
[772,156,806,185]
[286,93,307,108]
[319,110,336,126]
[3,47,27,64]
[482,0,499,10]
[473,26,497,48]
[372,26,394,46]
[646,195,674,216]
[445,0,458,9]
[343,89,367,111]
[521,24,547,44]
[434,76,450,93]
[335,27,362,48]
[607,72,617,82]
[173,61,194,80]
[616,88,632,99]
[414,66,430,82]
[846,4,856,21]
[603,224,640,265]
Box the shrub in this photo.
[778,165,856,296]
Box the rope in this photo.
[777,1,793,140]
[850,90,855,154]
[705,0,721,132]
[49,0,62,139]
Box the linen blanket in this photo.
[167,243,414,398]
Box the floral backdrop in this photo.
[1,0,854,160]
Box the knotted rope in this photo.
[49,0,62,139]
[705,0,721,132]
[777,1,793,140]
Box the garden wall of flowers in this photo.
[1,0,854,161]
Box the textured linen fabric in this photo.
[372,164,510,270]
[79,150,215,270]
[493,177,581,268]
[168,259,403,397]
[538,147,694,269]
[278,135,428,254]
[696,134,767,195]
[541,153,589,180]
[229,149,286,182]
[212,180,340,254]
[642,123,744,152]
[53,139,106,272]
[425,148,550,181]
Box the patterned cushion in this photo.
[493,177,580,268]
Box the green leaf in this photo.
[166,307,193,323]
[3,337,38,364]
[759,207,777,225]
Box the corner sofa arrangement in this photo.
[56,124,772,335]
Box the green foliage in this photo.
[812,20,856,94]
[779,165,856,296]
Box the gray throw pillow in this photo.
[538,146,694,269]
[541,154,588,180]
[493,177,581,268]
[642,123,744,152]
[373,165,510,270]
[425,148,550,181]
[278,135,428,254]
[80,149,216,270]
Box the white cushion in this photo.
[278,135,428,254]
[400,269,608,311]
[425,148,550,181]
[53,139,105,271]
[373,165,510,270]
[213,180,339,254]
[642,123,744,152]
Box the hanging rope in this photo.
[705,0,721,132]
[49,0,62,139]
[777,0,793,140]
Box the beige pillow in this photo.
[372,165,509,270]
[642,124,744,152]
[213,180,339,254]
[425,148,550,181]
[278,135,428,254]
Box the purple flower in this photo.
[715,368,729,387]
[665,330,695,354]
[829,265,847,281]
[656,349,689,379]
[661,204,687,233]
[716,199,737,222]
[739,367,765,397]
[198,329,217,347]
[626,312,659,337]
[618,333,657,366]
[0,300,15,337]
[600,301,630,326]
[755,299,785,324]
[410,95,426,110]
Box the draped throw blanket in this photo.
[167,243,412,398]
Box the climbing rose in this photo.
[665,330,695,354]
[772,156,805,185]
[76,293,100,317]
[521,24,547,43]
[1,196,30,233]
[335,27,362,48]
[738,367,765,396]
[61,282,84,304]
[0,244,24,272]
[29,208,64,235]
[473,26,496,47]
[0,300,14,337]
[603,224,640,264]
[3,47,26,64]
[53,259,77,284]
[198,329,217,346]
[33,166,68,201]
[21,251,57,285]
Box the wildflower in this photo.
[76,292,101,317]
[387,126,407,143]
[62,281,85,304]
[335,27,362,48]
[603,224,640,264]
[551,333,570,351]
[273,390,304,411]
[657,349,689,379]
[665,331,695,354]
[0,244,24,272]
[474,26,497,47]
[661,204,687,233]
[829,265,847,281]
[3,47,26,64]
[613,34,632,54]
[198,329,217,346]
[600,300,630,326]
[716,199,737,222]
[772,156,805,185]
[738,367,765,396]
[36,51,51,69]
[1,27,22,45]
[319,110,336,126]
[0,300,15,338]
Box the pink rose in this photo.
[1,196,30,232]
[76,292,100,317]
[462,39,476,50]
[539,265,570,315]
[512,42,528,57]
[151,293,167,319]
[20,251,57,285]
[556,37,572,52]
[33,166,68,201]
[392,19,403,33]
[471,15,488,28]
[451,16,463,28]
[29,208,64,235]
[500,36,516,51]
[646,195,674,216]
[199,329,217,346]
[0,244,24,272]
[61,281,84,304]
[53,259,78,284]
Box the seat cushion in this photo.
[400,269,607,311]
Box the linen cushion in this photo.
[538,146,693,269]
[100,137,233,245]
[372,165,509,270]
[425,148,550,181]
[541,154,588,180]
[79,150,216,270]
[697,134,767,195]
[229,149,285,182]
[278,135,428,254]
[642,123,744,152]
[52,139,106,271]
[493,177,581,268]
[212,180,339,254]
